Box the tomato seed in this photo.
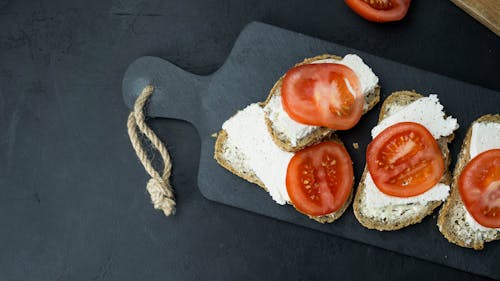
[362,0,393,10]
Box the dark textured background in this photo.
[1,0,499,280]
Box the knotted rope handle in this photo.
[127,85,176,216]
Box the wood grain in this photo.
[451,0,500,36]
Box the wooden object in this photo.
[451,0,500,36]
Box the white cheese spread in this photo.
[364,173,450,208]
[264,93,317,145]
[371,94,459,139]
[469,122,500,159]
[222,103,292,204]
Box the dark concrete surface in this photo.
[0,0,498,280]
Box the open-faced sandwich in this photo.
[214,54,380,223]
[437,114,500,249]
[353,91,459,230]
[263,54,380,152]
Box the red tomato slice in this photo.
[281,63,364,130]
[345,0,411,23]
[286,141,354,216]
[366,122,444,197]
[459,149,500,228]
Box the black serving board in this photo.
[123,22,499,279]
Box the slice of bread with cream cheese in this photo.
[262,54,380,152]
[437,114,500,249]
[214,102,353,223]
[353,91,459,231]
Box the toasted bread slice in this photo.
[263,54,381,152]
[214,104,353,223]
[437,114,500,250]
[353,91,455,231]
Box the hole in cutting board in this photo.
[147,118,202,206]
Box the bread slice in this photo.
[437,114,500,250]
[263,54,381,152]
[214,110,353,224]
[353,91,455,231]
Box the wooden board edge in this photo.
[450,0,500,36]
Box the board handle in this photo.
[122,56,208,126]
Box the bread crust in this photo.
[353,91,454,231]
[437,114,500,249]
[262,54,381,153]
[214,129,266,190]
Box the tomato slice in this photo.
[459,149,500,228]
[286,141,354,216]
[366,122,444,197]
[281,63,364,130]
[345,0,411,23]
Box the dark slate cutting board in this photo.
[123,22,499,279]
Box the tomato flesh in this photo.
[459,149,500,228]
[367,122,444,197]
[286,141,354,216]
[345,0,411,23]
[281,63,364,130]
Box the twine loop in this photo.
[127,85,176,216]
